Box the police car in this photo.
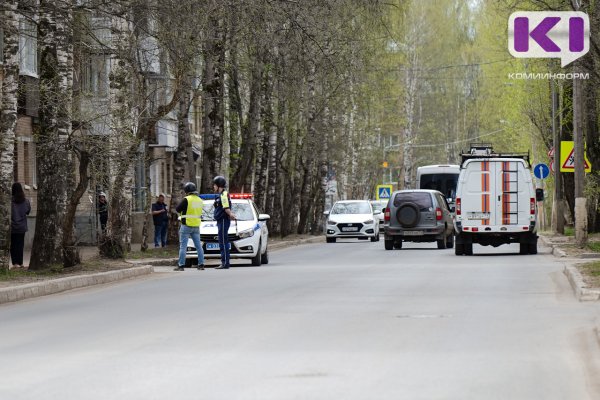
[185,194,271,266]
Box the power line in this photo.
[384,127,506,149]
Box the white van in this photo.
[416,165,460,206]
[453,147,538,255]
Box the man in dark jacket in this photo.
[97,192,108,232]
[151,194,169,247]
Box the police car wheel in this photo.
[251,241,263,266]
[261,247,269,264]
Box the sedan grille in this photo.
[336,223,363,234]
[201,233,240,242]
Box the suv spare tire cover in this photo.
[396,202,420,228]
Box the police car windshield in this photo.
[331,202,371,215]
[201,203,255,221]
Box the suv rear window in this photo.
[393,192,433,210]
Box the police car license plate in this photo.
[206,243,231,250]
[403,231,423,236]
[467,212,490,220]
[342,227,359,232]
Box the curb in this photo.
[268,236,324,251]
[127,236,325,267]
[538,235,567,257]
[0,266,153,305]
[563,263,600,302]
[540,235,600,301]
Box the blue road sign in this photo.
[533,163,550,179]
[377,185,392,199]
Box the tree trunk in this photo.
[30,0,73,270]
[200,15,225,193]
[297,64,317,234]
[62,149,90,267]
[230,56,263,192]
[254,69,273,210]
[0,1,20,270]
[169,82,194,245]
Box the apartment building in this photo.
[2,6,203,247]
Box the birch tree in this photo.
[29,0,74,270]
[0,0,20,270]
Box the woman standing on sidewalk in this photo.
[11,182,31,269]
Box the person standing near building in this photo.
[174,182,205,271]
[97,192,108,232]
[212,176,236,269]
[10,182,31,269]
[152,194,169,248]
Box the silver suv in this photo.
[383,190,454,250]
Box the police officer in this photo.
[174,182,205,271]
[213,176,236,269]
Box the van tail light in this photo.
[435,207,443,220]
[455,198,461,215]
[384,208,391,222]
[530,198,535,215]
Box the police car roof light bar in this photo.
[230,193,253,199]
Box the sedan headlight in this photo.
[327,220,338,225]
[363,219,374,225]
[238,228,255,239]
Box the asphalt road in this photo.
[1,240,600,400]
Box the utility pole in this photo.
[573,69,588,247]
[551,80,564,234]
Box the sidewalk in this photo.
[538,233,600,302]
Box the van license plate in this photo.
[467,212,490,220]
[342,227,359,232]
[403,231,423,236]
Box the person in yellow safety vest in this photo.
[174,182,205,271]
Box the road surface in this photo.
[1,240,599,399]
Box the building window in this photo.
[19,19,37,77]
[81,54,109,97]
[0,28,4,64]
[23,142,30,184]
[90,16,111,47]
[160,161,165,194]
[166,162,171,196]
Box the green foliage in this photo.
[588,242,600,253]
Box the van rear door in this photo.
[460,160,494,227]
[492,160,531,227]
[460,160,531,228]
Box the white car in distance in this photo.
[324,200,381,243]
[370,199,388,232]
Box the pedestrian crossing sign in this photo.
[376,185,393,200]
[560,141,591,172]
